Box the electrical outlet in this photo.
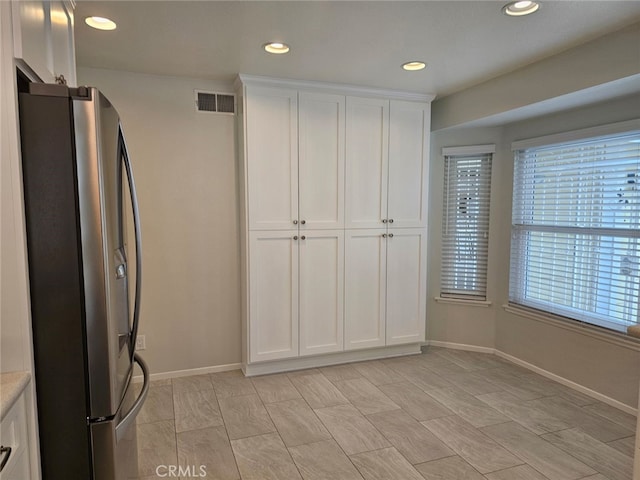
[135,335,146,350]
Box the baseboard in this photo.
[425,340,637,416]
[427,340,496,355]
[243,344,422,376]
[132,362,242,383]
[495,350,638,416]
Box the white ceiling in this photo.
[74,1,640,98]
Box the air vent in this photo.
[195,90,235,115]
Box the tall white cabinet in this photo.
[236,75,433,374]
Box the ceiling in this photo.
[74,1,640,99]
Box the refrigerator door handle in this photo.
[115,354,149,442]
[120,127,143,362]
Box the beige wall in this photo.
[78,67,241,375]
[428,93,640,409]
[0,1,32,374]
[427,126,503,348]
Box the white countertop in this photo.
[0,371,31,421]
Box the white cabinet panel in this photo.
[345,229,386,350]
[299,230,344,356]
[388,101,430,228]
[386,229,427,345]
[12,1,76,85]
[249,231,299,362]
[246,86,298,230]
[49,1,76,86]
[11,1,52,82]
[299,92,345,230]
[0,393,31,480]
[345,97,389,229]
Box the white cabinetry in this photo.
[249,231,299,362]
[0,392,31,480]
[12,1,76,85]
[238,75,433,374]
[346,98,429,229]
[248,229,344,362]
[344,228,427,350]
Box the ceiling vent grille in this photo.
[195,90,235,115]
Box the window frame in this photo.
[509,120,640,334]
[439,144,495,303]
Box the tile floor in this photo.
[135,347,636,479]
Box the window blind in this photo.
[510,130,640,332]
[441,149,493,299]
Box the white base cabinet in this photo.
[248,230,345,363]
[345,228,427,350]
[0,392,31,480]
[238,75,433,372]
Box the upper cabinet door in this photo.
[298,92,345,230]
[385,229,427,345]
[246,86,298,230]
[345,97,389,229]
[49,1,77,86]
[387,100,430,228]
[12,1,54,82]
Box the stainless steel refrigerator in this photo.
[18,83,149,480]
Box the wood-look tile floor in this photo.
[135,347,636,479]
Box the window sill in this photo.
[502,304,640,351]
[435,296,492,308]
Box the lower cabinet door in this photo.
[344,229,387,350]
[299,230,344,356]
[249,231,299,362]
[386,229,427,345]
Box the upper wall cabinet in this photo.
[346,98,430,229]
[245,86,299,231]
[12,1,77,86]
[345,97,389,229]
[245,86,345,230]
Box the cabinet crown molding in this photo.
[235,74,435,103]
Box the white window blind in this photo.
[510,130,640,333]
[441,147,493,299]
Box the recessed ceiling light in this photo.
[263,42,290,54]
[85,16,117,30]
[402,61,426,71]
[502,1,540,16]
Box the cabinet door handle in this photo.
[382,219,388,224]
[301,236,306,240]
[293,235,298,240]
[388,233,394,238]
[382,233,387,238]
[389,219,394,223]
[0,446,12,472]
[301,220,306,225]
[293,220,298,225]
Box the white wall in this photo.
[428,93,640,409]
[78,67,241,376]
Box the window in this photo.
[440,145,494,300]
[510,126,640,333]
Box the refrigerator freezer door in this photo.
[73,88,133,419]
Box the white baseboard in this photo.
[131,342,637,417]
[425,340,637,416]
[427,340,495,355]
[132,362,242,383]
[243,344,422,376]
[495,350,638,416]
